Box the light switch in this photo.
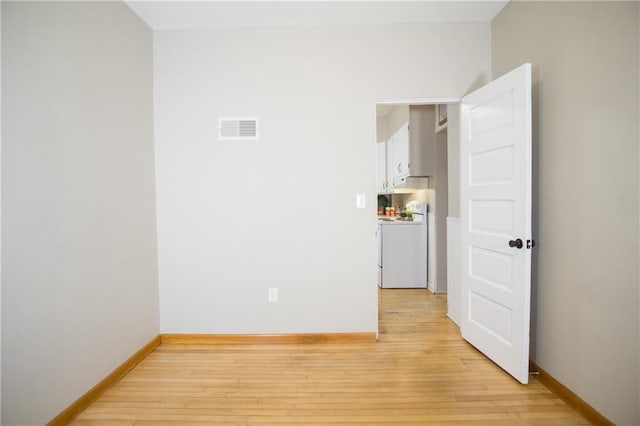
[356,193,366,209]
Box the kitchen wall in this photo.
[384,105,410,142]
[154,23,491,334]
[2,2,158,424]
[447,105,460,218]
[493,2,639,424]
[388,190,432,213]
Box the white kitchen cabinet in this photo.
[390,122,410,186]
[376,105,436,195]
[376,142,392,193]
[378,221,427,288]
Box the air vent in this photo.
[219,117,259,140]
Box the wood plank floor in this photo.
[72,289,589,425]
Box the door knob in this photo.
[509,238,523,249]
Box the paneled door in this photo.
[459,63,533,384]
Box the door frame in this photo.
[374,96,460,338]
[376,98,460,106]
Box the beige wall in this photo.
[1,2,158,424]
[154,23,491,335]
[493,2,639,424]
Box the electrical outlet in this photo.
[268,288,278,302]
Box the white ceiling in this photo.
[125,1,510,31]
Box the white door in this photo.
[459,63,533,384]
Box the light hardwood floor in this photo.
[72,289,589,425]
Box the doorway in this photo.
[375,100,461,325]
[374,65,533,387]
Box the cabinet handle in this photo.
[397,163,401,173]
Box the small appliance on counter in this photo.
[406,200,427,222]
[377,201,428,288]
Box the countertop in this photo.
[377,216,425,225]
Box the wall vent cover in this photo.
[219,117,259,140]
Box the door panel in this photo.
[469,246,514,290]
[470,146,514,184]
[391,122,410,183]
[460,63,532,384]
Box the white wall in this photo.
[154,23,491,334]
[493,2,639,424]
[2,2,158,424]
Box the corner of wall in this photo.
[637,1,640,420]
[0,1,4,422]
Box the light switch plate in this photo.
[356,193,366,209]
[268,288,278,302]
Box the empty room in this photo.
[2,1,639,425]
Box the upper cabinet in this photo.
[376,104,436,194]
[376,141,390,193]
[390,122,410,186]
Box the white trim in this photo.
[446,216,461,326]
[374,95,461,340]
[427,212,436,294]
[376,97,460,106]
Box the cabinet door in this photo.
[376,142,387,193]
[381,223,427,288]
[391,122,410,185]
